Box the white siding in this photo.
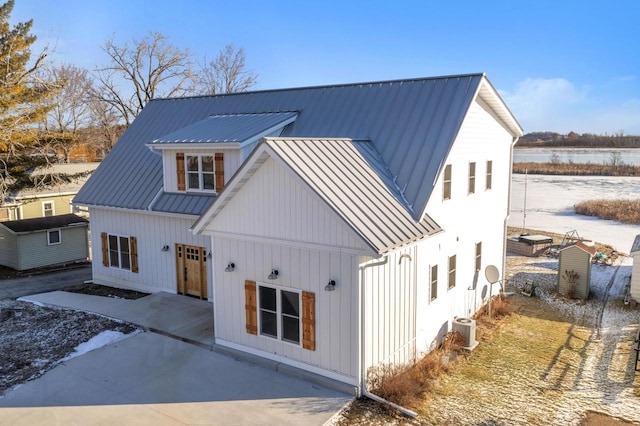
[162,148,243,193]
[0,226,18,269]
[632,254,640,301]
[361,245,417,370]
[90,208,213,297]
[414,98,514,355]
[209,157,371,253]
[213,238,360,383]
[558,247,591,299]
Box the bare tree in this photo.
[93,32,194,126]
[196,44,257,95]
[37,63,95,162]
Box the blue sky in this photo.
[12,0,640,135]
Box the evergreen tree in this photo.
[0,0,55,201]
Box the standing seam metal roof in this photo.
[74,74,520,219]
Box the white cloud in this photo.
[499,78,640,134]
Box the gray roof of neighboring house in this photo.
[13,163,100,199]
[199,138,440,254]
[149,112,298,145]
[1,213,88,233]
[74,74,522,219]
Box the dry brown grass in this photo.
[513,162,640,176]
[575,199,640,225]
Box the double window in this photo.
[108,234,131,270]
[258,285,301,345]
[187,155,215,191]
[101,232,138,273]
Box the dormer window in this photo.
[188,155,215,191]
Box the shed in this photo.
[0,214,89,271]
[557,242,596,300]
[629,235,640,302]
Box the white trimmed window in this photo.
[187,155,215,191]
[108,234,131,270]
[486,160,493,190]
[430,265,438,301]
[47,229,61,245]
[468,162,476,194]
[42,201,54,217]
[443,164,452,200]
[258,284,301,345]
[448,255,457,289]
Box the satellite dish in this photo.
[485,265,500,284]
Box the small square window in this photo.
[47,229,61,245]
[43,201,54,217]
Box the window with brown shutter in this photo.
[101,232,109,267]
[176,152,186,190]
[215,153,224,192]
[302,291,316,351]
[130,236,139,273]
[245,280,258,335]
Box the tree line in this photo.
[0,0,257,201]
[516,131,640,148]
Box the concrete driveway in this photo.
[0,332,351,425]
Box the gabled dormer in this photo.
[146,112,298,194]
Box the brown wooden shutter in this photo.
[245,280,257,335]
[302,291,316,351]
[176,152,186,190]
[130,236,138,273]
[101,232,109,267]
[214,153,224,192]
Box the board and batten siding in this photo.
[162,148,243,193]
[16,226,88,270]
[90,207,212,296]
[207,157,371,252]
[414,98,514,354]
[213,237,360,384]
[631,253,640,301]
[360,245,418,370]
[0,226,19,269]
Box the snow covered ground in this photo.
[508,174,640,253]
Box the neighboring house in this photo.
[0,213,89,271]
[74,74,523,393]
[557,242,596,300]
[0,163,99,221]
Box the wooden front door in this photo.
[176,244,207,299]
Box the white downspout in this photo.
[359,255,418,418]
[503,136,519,291]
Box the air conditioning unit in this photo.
[452,317,479,351]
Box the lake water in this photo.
[513,148,640,166]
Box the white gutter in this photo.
[358,255,418,418]
[502,136,520,292]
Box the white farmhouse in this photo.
[74,74,523,394]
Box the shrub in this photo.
[574,199,640,225]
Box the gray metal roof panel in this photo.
[149,112,297,144]
[265,138,440,253]
[75,74,518,216]
[150,192,214,216]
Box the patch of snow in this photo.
[61,329,140,362]
[16,298,47,307]
[509,174,640,253]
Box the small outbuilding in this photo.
[557,242,596,300]
[0,214,89,271]
[629,235,640,303]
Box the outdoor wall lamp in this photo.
[207,251,212,259]
[161,245,169,252]
[268,269,279,280]
[324,279,336,291]
[225,262,235,272]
